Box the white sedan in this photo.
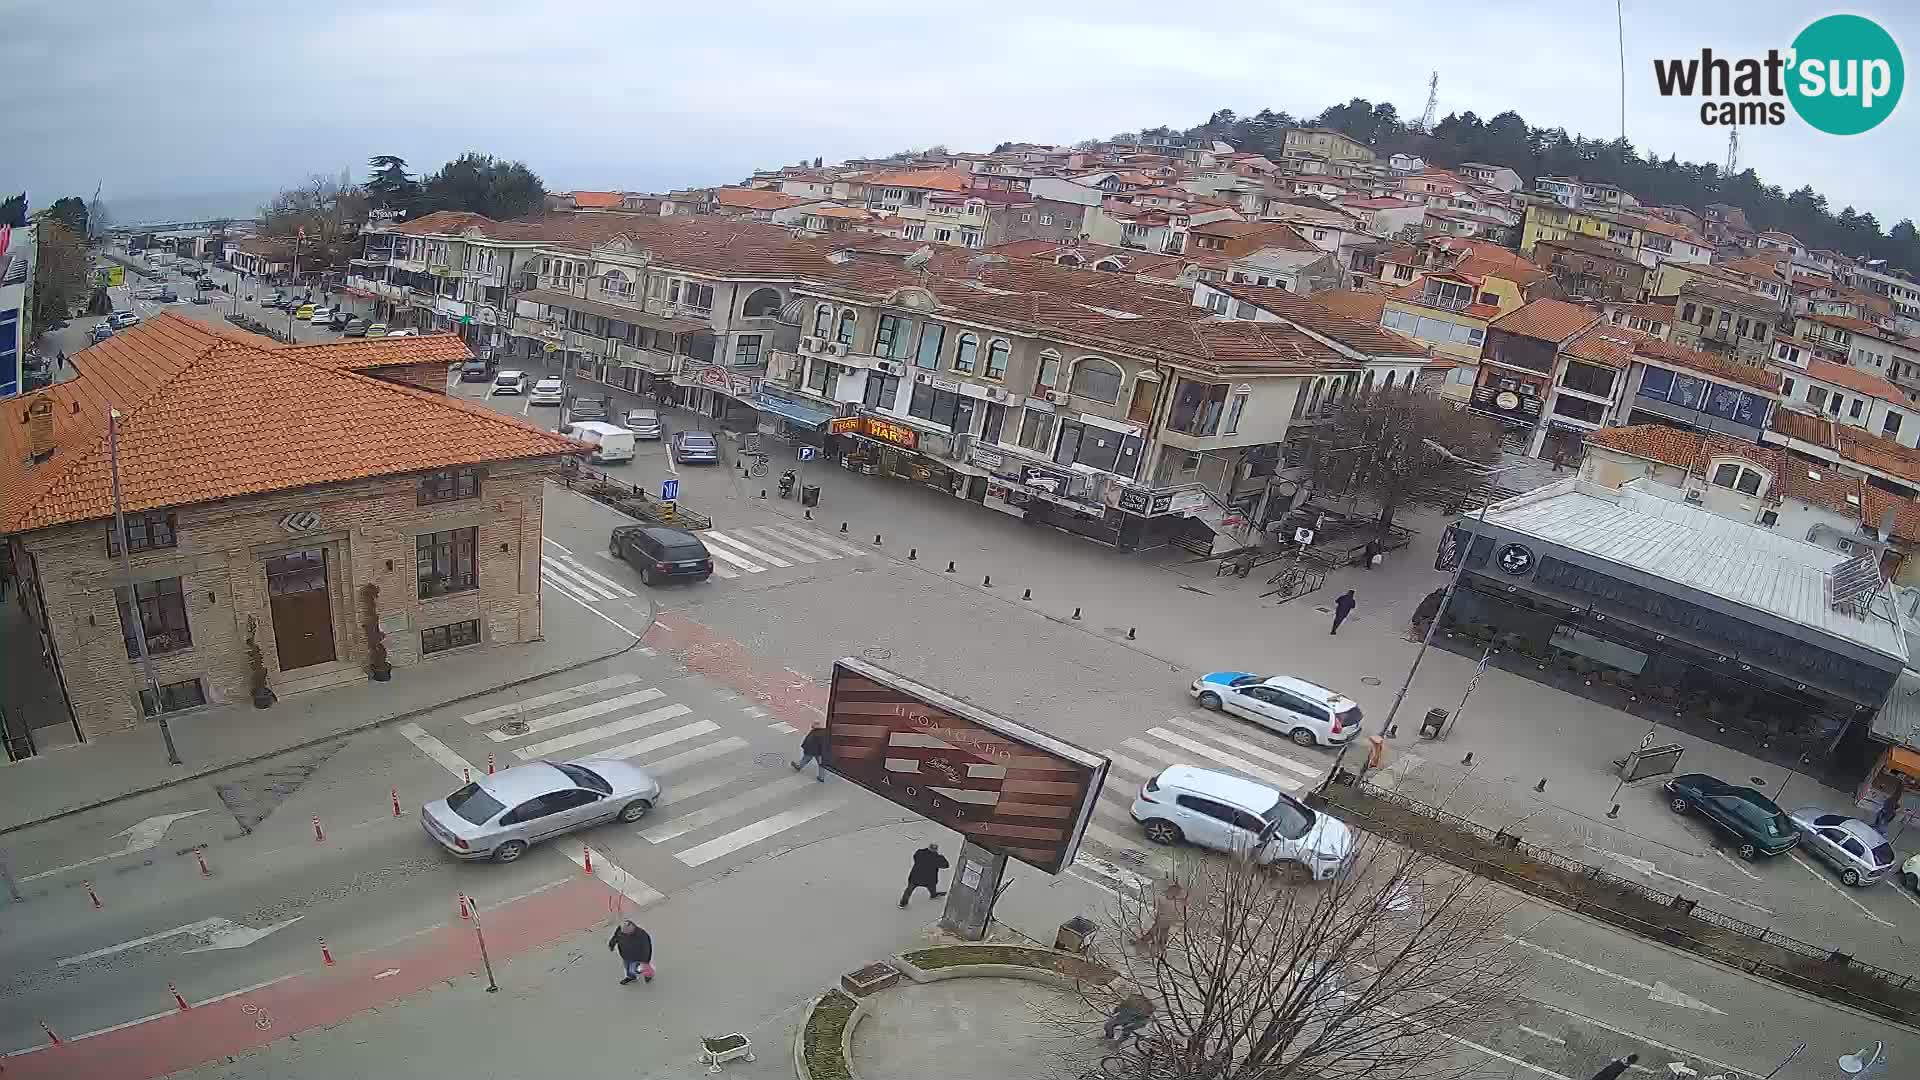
[1190,672,1362,747]
[1903,852,1920,891]
[529,378,566,405]
[307,307,334,322]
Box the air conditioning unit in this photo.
[983,386,1007,402]
[1046,390,1070,404]
[827,342,849,357]
[1683,487,1704,504]
[799,335,820,353]
[875,359,906,377]
[914,371,934,385]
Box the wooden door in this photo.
[266,549,336,671]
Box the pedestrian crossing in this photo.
[692,522,870,579]
[454,674,845,871]
[542,538,639,605]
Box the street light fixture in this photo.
[1323,440,1530,787]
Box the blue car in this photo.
[670,430,720,465]
[1189,672,1361,748]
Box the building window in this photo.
[914,323,946,370]
[908,381,962,429]
[812,305,832,337]
[1478,291,1498,306]
[1680,302,1697,324]
[985,340,1010,381]
[679,282,714,311]
[422,619,481,655]
[1710,461,1765,496]
[1560,361,1615,398]
[1068,357,1125,404]
[417,468,481,506]
[417,528,478,598]
[807,359,841,398]
[836,309,858,346]
[1034,350,1060,393]
[117,577,192,658]
[1886,412,1904,438]
[1807,386,1828,410]
[1850,398,1865,419]
[1168,379,1230,435]
[733,334,763,368]
[1016,408,1056,453]
[934,228,954,243]
[953,334,979,374]
[1209,293,1231,314]
[876,314,916,359]
[1224,392,1248,435]
[107,510,178,555]
[1039,213,1053,226]
[1782,376,1795,397]
[863,373,900,411]
[140,678,206,717]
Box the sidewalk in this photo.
[0,593,645,835]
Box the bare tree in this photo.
[257,173,369,269]
[1050,838,1527,1080]
[1311,387,1504,540]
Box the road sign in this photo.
[661,478,679,501]
[799,446,817,462]
[1293,527,1315,545]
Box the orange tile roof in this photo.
[1632,337,1781,392]
[1804,312,1887,337]
[569,191,623,209]
[1862,485,1920,543]
[1488,298,1601,343]
[1214,283,1426,357]
[1805,358,1906,403]
[1834,428,1920,484]
[1586,424,1716,470]
[1587,425,1869,516]
[1563,323,1650,369]
[276,334,472,371]
[1768,407,1835,446]
[715,187,807,211]
[0,314,580,535]
[1313,289,1389,325]
[861,168,972,193]
[1610,302,1675,324]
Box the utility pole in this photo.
[1725,127,1740,177]
[110,409,183,767]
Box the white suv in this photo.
[492,370,528,395]
[528,379,566,405]
[1130,765,1353,880]
[1190,672,1361,747]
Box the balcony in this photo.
[351,253,392,266]
[511,316,565,343]
[617,343,676,373]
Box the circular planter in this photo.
[251,687,276,709]
[369,667,392,683]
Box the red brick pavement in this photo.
[646,612,829,726]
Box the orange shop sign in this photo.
[828,417,864,436]
[836,416,919,450]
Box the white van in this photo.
[568,421,636,464]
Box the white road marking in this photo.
[542,535,573,556]
[703,530,792,568]
[745,525,841,560]
[1159,717,1325,781]
[515,704,694,759]
[1136,729,1299,791]
[1788,851,1895,926]
[770,721,798,734]
[1084,822,1146,858]
[643,736,749,776]
[1103,750,1161,782]
[673,800,845,866]
[1501,936,1722,1014]
[549,554,636,598]
[660,767,752,807]
[1526,1001,1761,1079]
[484,688,666,741]
[708,561,740,579]
[541,571,643,639]
[398,722,475,778]
[22,809,211,881]
[722,527,816,564]
[374,968,401,980]
[1593,850,1775,915]
[785,526,869,557]
[543,555,635,601]
[1708,846,1763,881]
[701,543,766,573]
[542,569,602,606]
[58,916,302,966]
[641,774,818,843]
[574,846,664,908]
[463,675,642,726]
[1516,1026,1566,1045]
[596,719,720,761]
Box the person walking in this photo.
[1331,589,1356,635]
[608,920,654,985]
[790,721,828,782]
[1103,992,1155,1041]
[1132,880,1186,959]
[1586,1054,1637,1080]
[898,842,948,907]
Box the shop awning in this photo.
[754,395,834,429]
[517,288,707,334]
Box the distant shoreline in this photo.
[103,191,270,228]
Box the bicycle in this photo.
[1096,1025,1176,1080]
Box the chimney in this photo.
[25,397,54,461]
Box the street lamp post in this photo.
[109,409,183,767]
[1323,443,1528,787]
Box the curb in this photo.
[792,988,864,1080]
[0,610,655,838]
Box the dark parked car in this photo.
[458,358,497,382]
[343,318,369,337]
[610,525,713,585]
[196,277,217,290]
[670,430,721,465]
[567,394,610,423]
[1663,773,1800,860]
[329,311,352,331]
[156,290,178,303]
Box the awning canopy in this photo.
[517,288,707,334]
[753,395,834,429]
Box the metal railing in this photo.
[1310,779,1920,1021]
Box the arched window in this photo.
[1094,258,1124,272]
[1383,371,1398,392]
[1034,349,1061,393]
[953,334,979,374]
[1057,254,1083,267]
[812,304,833,336]
[1307,378,1325,413]
[985,339,1010,380]
[1361,370,1376,396]
[1069,357,1124,404]
[836,309,857,346]
[601,269,631,298]
[742,288,782,318]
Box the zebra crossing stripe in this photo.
[642,736,749,776]
[1159,717,1326,781]
[484,688,665,741]
[543,557,625,601]
[722,528,818,564]
[702,530,792,568]
[1103,750,1162,782]
[596,719,721,762]
[463,675,641,725]
[708,561,740,579]
[742,525,840,561]
[550,555,637,598]
[772,525,867,557]
[701,543,765,573]
[1139,728,1300,791]
[640,773,816,843]
[674,800,845,867]
[658,766,755,807]
[514,704,694,759]
[542,570,602,606]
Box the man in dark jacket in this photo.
[899,842,949,907]
[608,920,653,985]
[1331,589,1356,635]
[1587,1054,1637,1080]
[791,722,828,782]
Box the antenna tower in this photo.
[1417,71,1440,132]
[1724,127,1739,176]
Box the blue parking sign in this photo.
[798,446,817,462]
[661,478,680,501]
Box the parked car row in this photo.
[1662,771,1918,896]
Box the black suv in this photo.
[610,526,713,585]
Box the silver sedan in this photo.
[1788,807,1895,886]
[421,758,660,863]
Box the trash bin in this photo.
[800,484,821,507]
[1055,915,1097,955]
[1419,708,1448,739]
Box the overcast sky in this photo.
[5,1,1914,226]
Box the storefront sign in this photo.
[1150,492,1175,515]
[1496,543,1536,576]
[1116,488,1151,515]
[968,445,1006,472]
[829,416,864,436]
[863,417,919,450]
[678,363,760,399]
[1164,489,1211,516]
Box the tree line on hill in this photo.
[1109,99,1920,273]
